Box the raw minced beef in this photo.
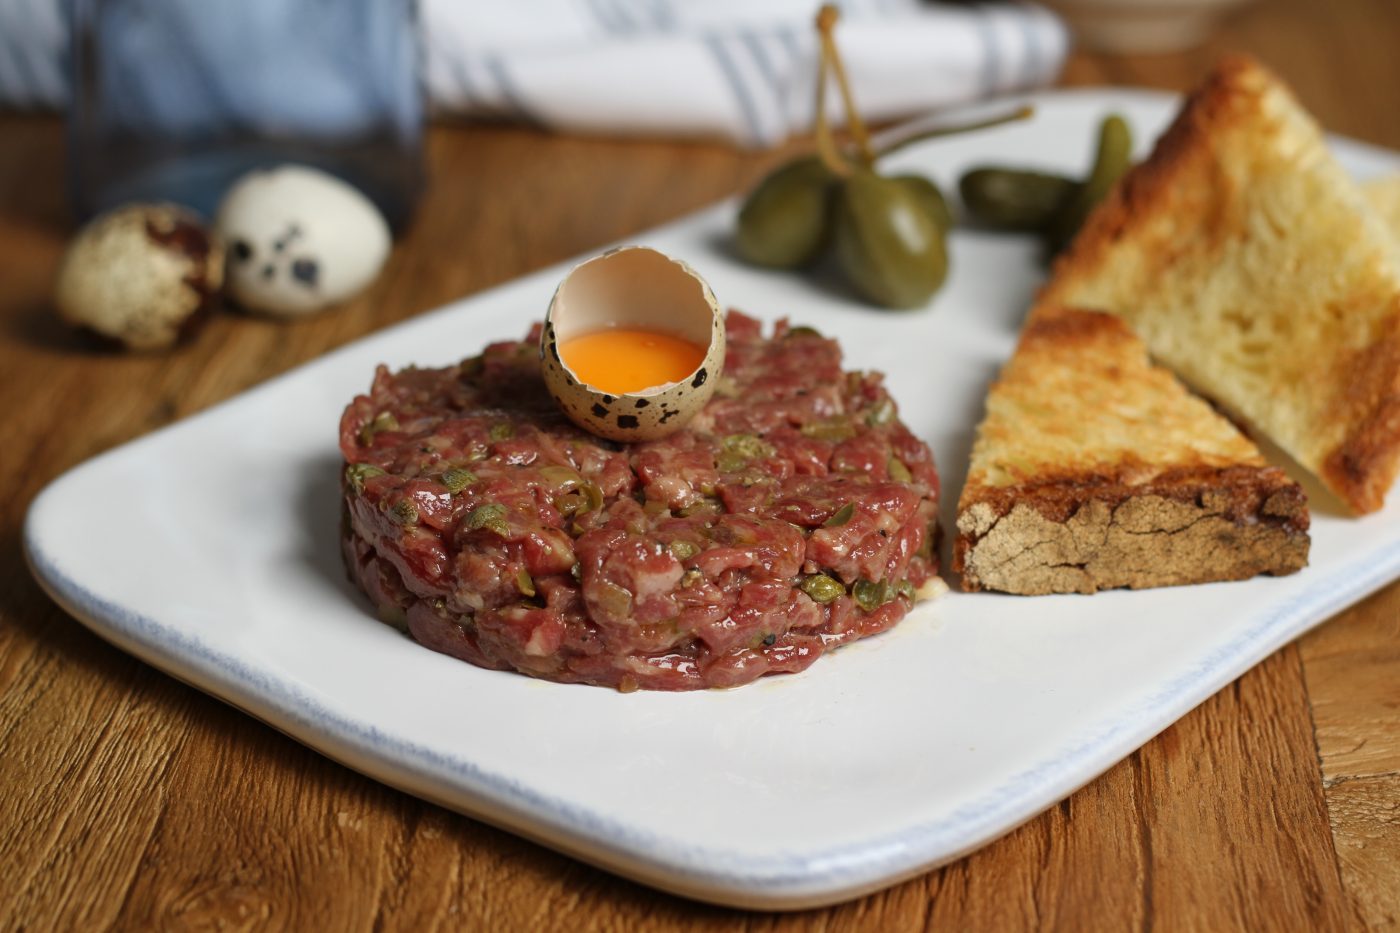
[339,311,940,690]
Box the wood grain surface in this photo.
[4,0,1399,928]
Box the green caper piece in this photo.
[389,499,419,526]
[345,462,386,493]
[515,568,535,597]
[1046,114,1133,253]
[888,456,913,483]
[958,168,1079,231]
[668,540,700,561]
[866,397,896,426]
[800,573,845,603]
[823,502,856,527]
[735,156,837,268]
[852,578,897,612]
[465,503,510,536]
[833,169,948,310]
[890,174,953,232]
[440,468,476,493]
[800,417,856,442]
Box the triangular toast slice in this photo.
[954,306,1309,595]
[1040,55,1400,514]
[1364,175,1400,233]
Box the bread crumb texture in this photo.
[1041,54,1400,514]
[957,492,1308,596]
[956,305,1309,595]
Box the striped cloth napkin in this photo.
[0,0,1068,148]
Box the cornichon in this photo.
[1045,113,1133,253]
[800,573,845,603]
[958,168,1079,232]
[515,567,535,597]
[888,456,913,483]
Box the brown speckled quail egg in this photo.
[540,246,725,442]
[54,204,223,351]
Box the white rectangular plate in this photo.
[26,89,1400,910]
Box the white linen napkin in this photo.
[421,0,1069,145]
[0,0,1069,147]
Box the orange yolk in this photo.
[560,328,707,395]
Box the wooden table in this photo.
[4,1,1398,928]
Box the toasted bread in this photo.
[1040,55,1400,514]
[955,306,1309,595]
[1364,175,1400,234]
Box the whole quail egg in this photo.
[216,164,390,317]
[54,203,223,351]
[540,246,725,442]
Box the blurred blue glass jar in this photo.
[68,0,423,231]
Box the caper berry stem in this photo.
[815,5,875,168]
[872,105,1035,161]
[812,21,852,178]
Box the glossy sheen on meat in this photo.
[339,312,940,690]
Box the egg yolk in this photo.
[560,328,707,395]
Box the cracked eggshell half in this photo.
[540,246,725,442]
[216,164,390,317]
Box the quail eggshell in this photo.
[540,246,725,442]
[216,164,390,317]
[54,203,223,351]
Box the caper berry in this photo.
[833,169,948,310]
[890,174,953,232]
[735,156,837,268]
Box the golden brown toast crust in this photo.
[1041,54,1400,514]
[956,306,1309,595]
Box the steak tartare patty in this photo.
[339,311,940,690]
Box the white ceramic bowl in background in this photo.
[1044,0,1255,54]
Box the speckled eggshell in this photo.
[216,164,390,317]
[54,203,223,351]
[540,246,725,442]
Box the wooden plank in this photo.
[1300,582,1400,930]
[1324,775,1400,932]
[1301,584,1400,781]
